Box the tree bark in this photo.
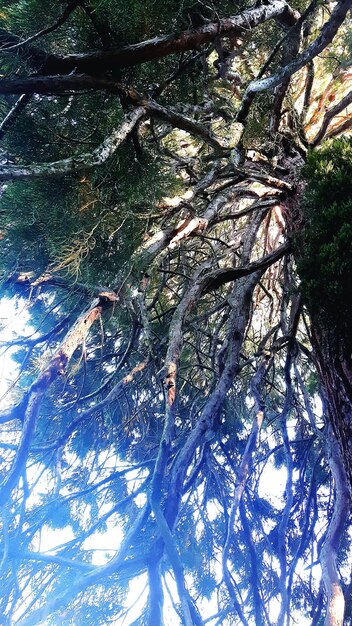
[320,428,351,626]
[237,0,352,122]
[0,1,297,75]
[0,107,145,181]
[312,326,352,495]
[0,293,115,506]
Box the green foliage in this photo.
[0,146,177,286]
[306,371,319,395]
[0,2,349,625]
[90,0,241,42]
[296,138,352,347]
[49,502,74,530]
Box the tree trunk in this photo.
[312,325,352,495]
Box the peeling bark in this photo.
[320,429,351,626]
[237,0,351,122]
[0,1,298,75]
[0,294,115,506]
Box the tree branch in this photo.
[311,89,352,147]
[17,506,150,626]
[0,0,81,52]
[0,293,116,505]
[237,0,351,122]
[0,1,298,75]
[0,94,31,140]
[201,241,291,293]
[0,107,145,181]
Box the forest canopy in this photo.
[0,1,351,625]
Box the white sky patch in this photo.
[82,524,124,565]
[206,499,220,522]
[0,296,34,405]
[30,523,75,553]
[163,571,182,625]
[258,459,287,506]
[122,573,148,625]
[313,394,323,419]
[134,491,147,508]
[0,296,32,332]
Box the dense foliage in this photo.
[298,138,352,350]
[0,1,351,625]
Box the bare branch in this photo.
[0,0,81,52]
[237,0,351,122]
[0,94,31,140]
[311,89,352,146]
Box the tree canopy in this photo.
[0,1,351,625]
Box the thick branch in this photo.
[0,75,123,95]
[0,1,297,75]
[0,294,116,505]
[0,107,145,181]
[237,0,351,122]
[0,0,81,52]
[0,92,227,180]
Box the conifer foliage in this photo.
[0,1,351,625]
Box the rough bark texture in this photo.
[0,1,295,75]
[0,1,351,624]
[320,429,351,626]
[312,327,352,495]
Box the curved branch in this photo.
[320,429,351,626]
[237,0,351,122]
[0,293,116,505]
[0,0,81,52]
[0,93,226,181]
[311,89,352,147]
[0,107,145,181]
[0,94,31,140]
[0,1,297,75]
[17,506,150,626]
[201,241,291,293]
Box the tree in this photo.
[0,1,351,625]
